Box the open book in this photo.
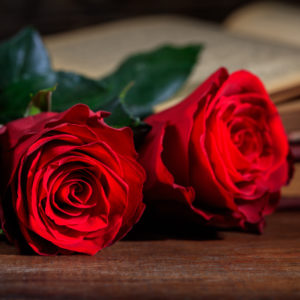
[44,2,300,197]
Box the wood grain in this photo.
[0,208,299,299]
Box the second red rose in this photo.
[139,68,291,232]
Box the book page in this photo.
[44,15,300,197]
[224,2,300,48]
[44,15,300,100]
[277,100,300,134]
[282,164,300,197]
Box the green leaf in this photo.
[100,81,139,128]
[0,27,51,87]
[99,45,203,119]
[24,85,56,117]
[0,73,56,123]
[51,72,109,112]
[0,72,108,123]
[25,106,41,116]
[0,27,203,128]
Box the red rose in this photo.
[0,104,145,255]
[139,68,291,232]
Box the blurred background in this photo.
[0,0,299,197]
[1,0,300,40]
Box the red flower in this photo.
[0,104,145,255]
[139,68,291,232]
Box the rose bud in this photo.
[0,104,145,255]
[139,68,292,233]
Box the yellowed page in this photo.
[44,15,300,197]
[282,164,300,197]
[44,15,300,101]
[225,2,300,48]
[277,100,300,134]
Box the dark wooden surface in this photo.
[0,208,299,299]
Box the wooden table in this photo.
[0,206,299,299]
[1,17,300,300]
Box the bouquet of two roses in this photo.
[0,28,292,255]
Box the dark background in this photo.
[0,0,299,40]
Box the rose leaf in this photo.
[98,44,203,119]
[0,27,202,130]
[0,27,51,88]
[24,85,56,117]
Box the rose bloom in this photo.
[0,104,145,255]
[139,68,292,232]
